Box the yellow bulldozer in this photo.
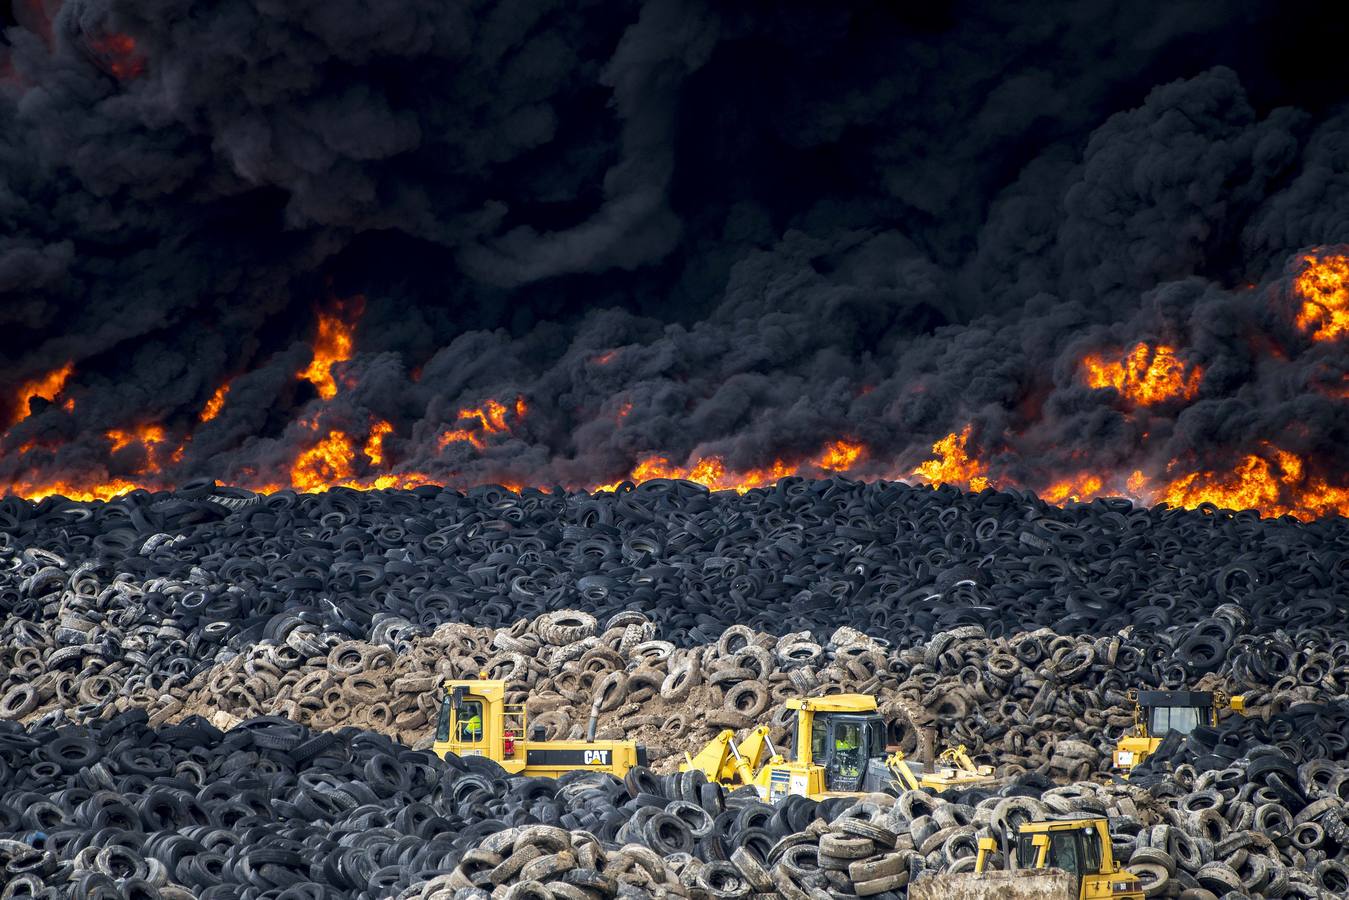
[1112,688,1243,776]
[431,678,647,778]
[680,693,995,801]
[910,815,1144,900]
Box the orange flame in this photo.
[1040,473,1105,504]
[1081,343,1201,405]
[5,478,140,503]
[298,297,364,400]
[438,397,525,451]
[360,472,436,491]
[913,426,990,492]
[593,440,868,494]
[87,33,146,80]
[291,430,356,491]
[1294,251,1349,341]
[8,415,428,501]
[106,424,164,454]
[10,362,74,426]
[816,440,864,472]
[287,423,432,494]
[1155,448,1348,520]
[592,350,619,365]
[104,424,167,474]
[199,383,230,422]
[595,454,797,494]
[364,420,393,465]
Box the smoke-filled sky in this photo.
[1,0,1347,514]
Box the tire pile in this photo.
[0,580,1336,779]
[0,479,1343,651]
[0,480,1346,898]
[0,710,705,899]
[2,711,1346,898]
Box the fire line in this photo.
[299,297,365,401]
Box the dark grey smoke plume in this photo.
[1,0,1347,511]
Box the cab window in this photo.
[1048,833,1083,876]
[435,695,452,741]
[1016,834,1037,869]
[1015,832,1086,876]
[457,699,484,742]
[810,718,828,762]
[1079,829,1102,873]
[867,721,885,758]
[1149,705,1202,735]
[832,722,862,775]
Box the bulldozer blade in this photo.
[908,870,1077,900]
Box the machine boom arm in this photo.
[683,726,773,785]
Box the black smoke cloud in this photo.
[0,0,1347,505]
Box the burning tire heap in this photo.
[0,479,1346,898]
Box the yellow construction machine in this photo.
[891,743,996,792]
[432,678,647,778]
[910,815,1144,900]
[680,693,995,801]
[1112,689,1244,776]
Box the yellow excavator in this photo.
[911,815,1144,900]
[431,678,647,778]
[680,693,995,801]
[1112,689,1244,776]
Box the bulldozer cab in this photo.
[1134,690,1216,738]
[1014,822,1104,882]
[432,679,528,766]
[779,694,896,794]
[796,711,888,792]
[436,685,487,744]
[1115,688,1245,774]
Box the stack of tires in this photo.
[0,479,1346,898]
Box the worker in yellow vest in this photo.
[835,729,860,776]
[459,708,483,741]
